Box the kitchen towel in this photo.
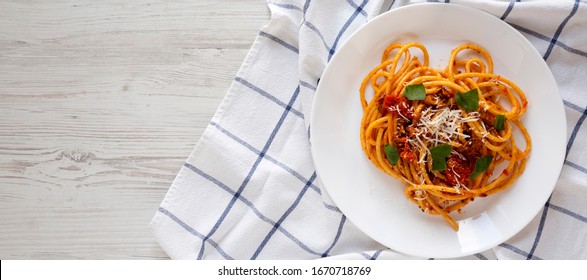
[150,0,587,260]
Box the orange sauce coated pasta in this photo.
[359,42,531,230]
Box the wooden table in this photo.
[0,0,269,259]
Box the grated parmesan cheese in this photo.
[407,106,479,160]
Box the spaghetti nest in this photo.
[359,42,531,230]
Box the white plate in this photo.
[310,3,566,258]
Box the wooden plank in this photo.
[0,0,270,259]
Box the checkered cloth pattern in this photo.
[150,0,587,260]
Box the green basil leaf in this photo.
[404,83,426,101]
[494,114,506,132]
[430,144,452,171]
[455,89,479,111]
[470,155,493,179]
[384,144,400,166]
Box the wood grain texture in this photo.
[0,0,270,259]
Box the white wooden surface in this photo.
[0,0,270,259]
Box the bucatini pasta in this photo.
[359,42,531,230]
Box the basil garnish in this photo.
[430,144,452,171]
[470,155,493,179]
[494,114,506,132]
[384,144,400,166]
[404,83,426,101]
[455,89,479,111]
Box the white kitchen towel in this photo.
[150,0,587,260]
